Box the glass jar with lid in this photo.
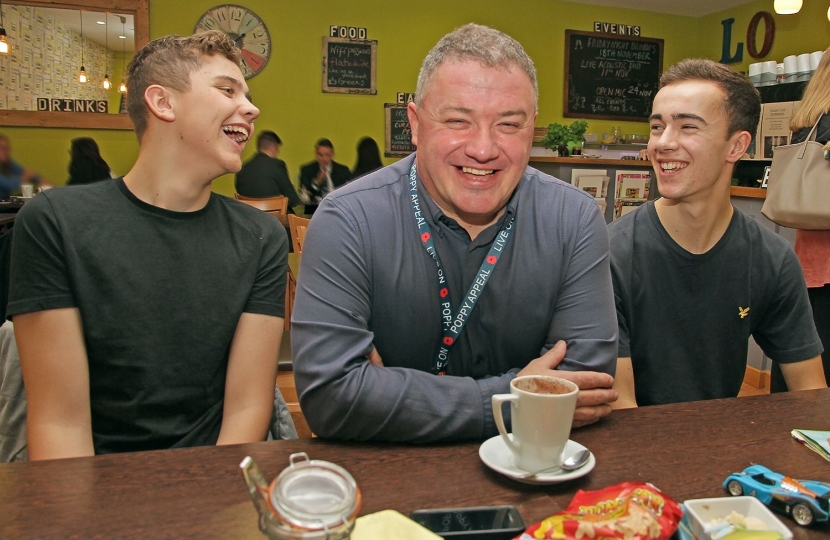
[241,453,362,539]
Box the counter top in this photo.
[529,157,652,167]
[730,186,767,199]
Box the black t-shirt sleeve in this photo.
[243,216,288,317]
[7,194,77,318]
[752,247,824,363]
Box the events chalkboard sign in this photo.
[322,37,377,95]
[564,30,663,122]
[385,104,415,157]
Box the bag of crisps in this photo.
[516,482,682,540]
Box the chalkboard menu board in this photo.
[385,104,415,157]
[564,30,663,122]
[322,37,377,95]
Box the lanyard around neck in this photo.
[408,162,515,375]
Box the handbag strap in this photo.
[795,120,821,160]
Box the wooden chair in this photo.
[235,194,289,225]
[287,214,311,253]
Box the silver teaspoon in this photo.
[516,449,592,479]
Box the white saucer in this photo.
[479,435,595,485]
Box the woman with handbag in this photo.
[771,47,830,392]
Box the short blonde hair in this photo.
[126,31,242,141]
[415,23,538,110]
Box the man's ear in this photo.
[407,101,419,147]
[144,85,176,123]
[726,130,752,164]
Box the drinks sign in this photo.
[37,98,108,113]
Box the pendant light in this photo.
[78,10,87,83]
[117,16,127,93]
[101,13,111,90]
[773,0,802,14]
[0,0,10,55]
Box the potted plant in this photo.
[542,120,589,157]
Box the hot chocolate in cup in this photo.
[492,375,579,472]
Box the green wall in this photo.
[699,0,830,73]
[3,0,828,195]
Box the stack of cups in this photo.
[783,55,799,83]
[760,60,778,86]
[796,53,811,82]
[748,62,762,86]
[810,50,824,72]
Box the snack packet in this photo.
[515,482,682,540]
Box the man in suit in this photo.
[235,131,301,211]
[299,138,352,215]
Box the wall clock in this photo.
[194,5,271,79]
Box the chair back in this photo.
[235,194,289,225]
[287,214,311,253]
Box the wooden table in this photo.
[2,389,829,539]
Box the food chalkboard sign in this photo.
[322,37,377,95]
[385,104,415,157]
[564,30,663,122]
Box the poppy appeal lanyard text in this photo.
[408,162,514,375]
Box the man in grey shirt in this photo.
[292,23,618,443]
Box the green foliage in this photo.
[542,120,589,149]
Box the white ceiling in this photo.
[41,8,135,52]
[561,0,760,17]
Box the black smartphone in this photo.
[410,505,525,539]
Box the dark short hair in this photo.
[127,31,242,141]
[257,130,281,151]
[659,58,761,138]
[315,138,334,151]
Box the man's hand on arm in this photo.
[780,356,828,391]
[518,341,617,428]
[217,312,283,445]
[14,309,94,460]
[610,357,638,409]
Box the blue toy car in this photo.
[723,464,830,526]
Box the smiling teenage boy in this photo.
[609,59,826,408]
[7,31,288,459]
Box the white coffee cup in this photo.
[20,184,34,198]
[783,55,798,74]
[797,53,811,73]
[810,51,823,71]
[492,375,578,472]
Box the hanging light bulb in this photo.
[78,10,87,83]
[118,16,127,94]
[0,0,11,55]
[101,12,110,89]
[828,5,830,22]
[0,29,9,55]
[773,0,802,14]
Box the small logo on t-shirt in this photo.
[738,307,750,319]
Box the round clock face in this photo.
[194,4,271,79]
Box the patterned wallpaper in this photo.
[0,6,113,110]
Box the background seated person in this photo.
[292,23,617,443]
[0,134,42,199]
[235,130,301,211]
[8,31,287,460]
[298,138,352,215]
[66,137,113,186]
[351,136,383,179]
[609,59,826,409]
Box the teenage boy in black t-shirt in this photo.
[609,59,826,408]
[8,31,288,459]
